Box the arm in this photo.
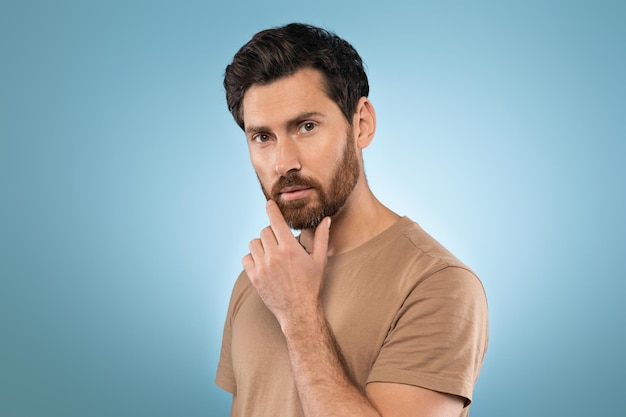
[280,303,379,417]
[280,302,465,417]
[242,201,465,417]
[367,383,464,417]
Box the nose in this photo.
[274,138,301,176]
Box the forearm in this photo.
[281,307,381,417]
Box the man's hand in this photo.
[242,200,331,328]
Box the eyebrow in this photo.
[245,112,324,135]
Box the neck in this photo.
[299,182,399,257]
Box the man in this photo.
[216,23,488,417]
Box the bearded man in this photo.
[216,23,488,417]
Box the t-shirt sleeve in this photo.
[367,266,488,405]
[215,273,248,394]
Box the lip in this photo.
[279,186,312,201]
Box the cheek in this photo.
[250,154,273,184]
[249,150,267,172]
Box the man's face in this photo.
[242,68,360,230]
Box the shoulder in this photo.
[398,219,486,303]
[225,271,256,320]
[396,218,470,269]
[370,217,478,286]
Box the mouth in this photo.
[278,186,313,201]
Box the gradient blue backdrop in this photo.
[1,1,624,416]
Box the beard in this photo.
[259,130,360,230]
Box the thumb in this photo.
[311,217,331,262]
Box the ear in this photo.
[353,97,376,150]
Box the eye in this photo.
[251,133,271,143]
[298,122,317,134]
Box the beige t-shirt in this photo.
[216,217,488,417]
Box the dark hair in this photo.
[224,23,369,130]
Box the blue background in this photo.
[1,1,624,416]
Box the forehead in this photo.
[242,68,339,129]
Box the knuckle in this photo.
[265,255,279,269]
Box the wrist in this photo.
[279,304,326,339]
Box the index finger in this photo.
[265,199,294,245]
